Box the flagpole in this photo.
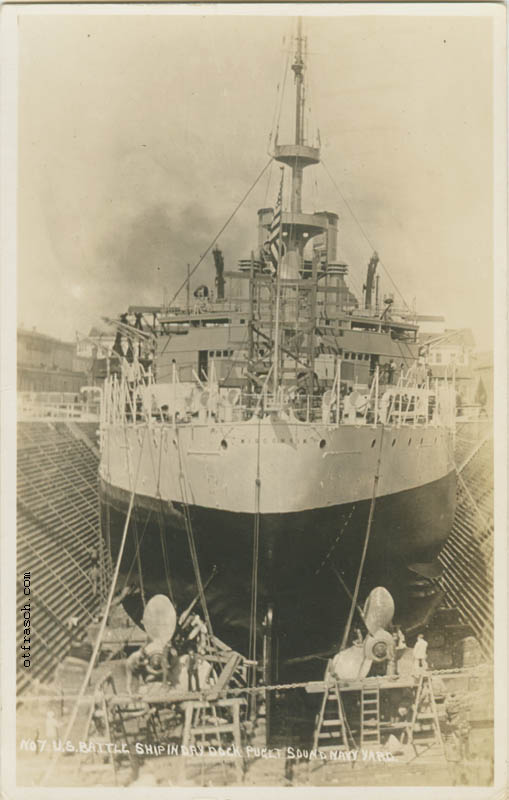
[273,168,284,399]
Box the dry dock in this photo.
[16,415,494,787]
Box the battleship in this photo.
[98,22,457,668]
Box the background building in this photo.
[17,327,91,392]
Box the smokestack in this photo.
[212,247,225,301]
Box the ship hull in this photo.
[100,467,456,662]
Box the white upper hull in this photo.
[99,418,455,515]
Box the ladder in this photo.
[181,697,246,783]
[408,674,445,757]
[360,686,381,747]
[313,673,350,751]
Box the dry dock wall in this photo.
[16,421,106,693]
[439,420,493,656]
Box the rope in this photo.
[248,414,263,678]
[132,505,146,609]
[174,427,213,639]
[314,505,356,575]
[321,158,409,311]
[340,424,385,651]
[164,158,273,314]
[39,427,148,786]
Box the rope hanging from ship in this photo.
[145,423,176,606]
[340,423,386,651]
[40,427,148,786]
[174,425,214,640]
[248,412,263,685]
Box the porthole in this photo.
[371,439,376,448]
[319,439,326,449]
[221,439,228,450]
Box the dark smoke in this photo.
[94,200,252,314]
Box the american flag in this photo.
[265,171,285,273]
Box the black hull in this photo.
[100,471,456,666]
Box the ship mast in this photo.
[291,17,305,216]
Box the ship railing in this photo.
[100,363,456,430]
[18,390,101,422]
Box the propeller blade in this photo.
[142,594,177,643]
[363,586,395,635]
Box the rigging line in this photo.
[320,159,410,310]
[119,507,152,593]
[268,36,290,150]
[40,426,148,787]
[249,412,262,685]
[121,421,146,606]
[274,39,292,140]
[340,423,386,652]
[146,425,175,604]
[165,157,274,313]
[262,158,274,210]
[175,426,214,638]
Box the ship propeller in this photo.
[331,586,396,681]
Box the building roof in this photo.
[17,327,75,348]
[419,328,476,349]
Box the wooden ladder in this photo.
[313,674,350,752]
[409,674,445,757]
[181,697,246,783]
[360,686,381,747]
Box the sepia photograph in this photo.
[1,3,506,796]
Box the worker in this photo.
[188,613,208,654]
[45,710,60,742]
[161,642,178,686]
[126,646,148,694]
[395,625,406,652]
[413,633,428,674]
[388,360,396,384]
[343,387,355,423]
[187,643,201,692]
[391,704,411,744]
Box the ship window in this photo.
[319,439,326,449]
[357,353,363,361]
[408,438,412,446]
[371,439,376,448]
[221,439,228,450]
[364,354,370,361]
[209,351,214,357]
[215,351,222,358]
[240,319,246,324]
[223,350,229,357]
[392,439,396,447]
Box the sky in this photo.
[17,9,495,349]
